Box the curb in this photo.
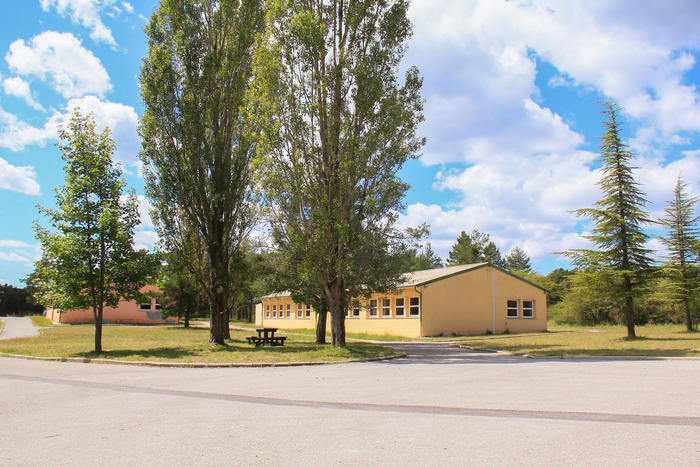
[451,344,700,360]
[0,352,408,368]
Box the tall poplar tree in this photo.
[563,102,653,338]
[657,174,699,331]
[34,110,158,352]
[139,0,264,346]
[248,0,425,347]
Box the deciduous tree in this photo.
[562,102,654,338]
[249,0,425,347]
[33,110,158,352]
[139,0,264,346]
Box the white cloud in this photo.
[136,195,154,229]
[121,2,134,14]
[0,156,41,195]
[0,96,139,167]
[134,229,158,251]
[5,31,112,99]
[400,0,700,268]
[41,0,118,47]
[0,251,33,265]
[0,240,34,248]
[3,77,44,111]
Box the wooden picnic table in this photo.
[246,328,286,347]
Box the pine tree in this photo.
[447,230,505,267]
[563,102,654,338]
[506,246,532,272]
[657,174,699,331]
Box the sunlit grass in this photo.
[458,324,700,357]
[29,316,54,327]
[0,325,397,363]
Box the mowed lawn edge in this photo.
[455,324,700,357]
[0,325,398,364]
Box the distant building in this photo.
[256,263,547,337]
[45,285,178,325]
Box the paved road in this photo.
[1,342,699,466]
[0,317,40,340]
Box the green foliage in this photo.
[656,174,700,331]
[505,246,531,272]
[33,110,158,352]
[446,230,506,268]
[139,0,265,346]
[248,0,425,347]
[561,102,654,337]
[157,251,210,327]
[0,284,44,316]
[402,241,444,272]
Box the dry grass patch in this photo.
[0,325,397,363]
[459,324,700,357]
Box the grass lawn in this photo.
[29,316,54,327]
[0,318,4,333]
[0,324,397,364]
[457,324,700,357]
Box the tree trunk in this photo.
[94,304,103,353]
[316,302,328,344]
[223,309,231,340]
[184,302,191,328]
[327,282,346,348]
[625,296,636,338]
[684,298,692,332]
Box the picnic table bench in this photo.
[246,328,286,347]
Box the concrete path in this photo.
[1,342,699,466]
[0,317,40,340]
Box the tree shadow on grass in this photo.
[73,346,203,360]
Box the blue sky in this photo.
[2,0,700,286]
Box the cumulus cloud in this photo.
[5,31,112,99]
[0,155,41,195]
[3,77,44,111]
[0,96,140,167]
[0,240,34,248]
[0,251,33,265]
[134,229,158,251]
[41,0,118,47]
[400,0,700,266]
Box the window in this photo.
[507,300,519,318]
[297,304,302,317]
[395,298,404,316]
[272,305,277,318]
[523,300,534,318]
[353,304,360,317]
[305,305,311,318]
[369,300,377,317]
[382,298,391,316]
[286,304,291,318]
[265,305,270,318]
[155,300,162,311]
[139,301,152,311]
[409,297,419,316]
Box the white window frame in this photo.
[369,300,377,317]
[297,303,302,317]
[353,304,360,317]
[395,298,404,317]
[265,305,270,318]
[286,304,291,318]
[305,305,311,318]
[523,300,534,318]
[409,297,419,316]
[272,304,277,318]
[139,301,152,311]
[507,300,519,318]
[382,298,391,317]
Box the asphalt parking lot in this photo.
[1,339,699,467]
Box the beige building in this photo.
[256,263,547,337]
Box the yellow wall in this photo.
[421,266,547,336]
[258,266,547,338]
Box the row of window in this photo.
[351,297,420,318]
[265,297,421,319]
[139,301,161,311]
[265,303,312,319]
[507,300,534,318]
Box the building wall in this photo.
[45,285,178,325]
[421,266,547,336]
[259,290,423,338]
[258,266,547,338]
